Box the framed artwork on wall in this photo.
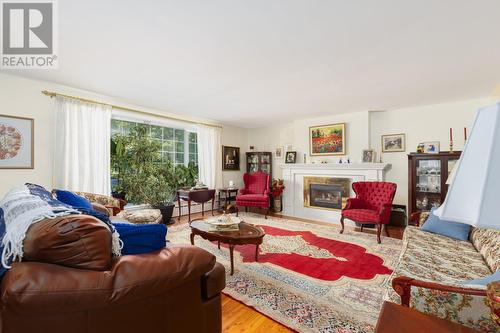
[362,149,376,163]
[0,114,34,169]
[285,151,297,164]
[381,133,406,152]
[309,123,346,156]
[275,146,283,159]
[222,145,240,170]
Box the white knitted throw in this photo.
[0,185,81,268]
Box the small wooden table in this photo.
[177,188,215,222]
[189,218,265,275]
[375,301,482,333]
[217,188,239,211]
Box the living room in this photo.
[0,1,499,333]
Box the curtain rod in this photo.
[41,90,223,129]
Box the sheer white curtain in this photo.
[54,96,112,195]
[196,124,222,189]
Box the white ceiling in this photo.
[5,0,500,128]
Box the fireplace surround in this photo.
[281,163,391,225]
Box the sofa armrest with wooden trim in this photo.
[383,211,500,332]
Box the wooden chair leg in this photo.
[376,224,382,244]
[265,208,268,219]
[384,224,390,237]
[360,225,364,232]
[245,206,248,213]
[339,216,345,234]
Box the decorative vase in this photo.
[273,197,282,212]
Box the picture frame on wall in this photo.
[362,149,376,163]
[222,145,240,170]
[0,114,34,169]
[285,151,297,164]
[381,133,406,152]
[309,123,346,156]
[275,146,283,159]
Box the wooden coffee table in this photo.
[190,218,265,275]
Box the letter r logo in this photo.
[2,2,53,54]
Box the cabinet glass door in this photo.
[415,159,441,210]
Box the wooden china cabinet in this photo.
[246,152,272,177]
[408,151,461,219]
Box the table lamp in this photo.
[434,102,500,229]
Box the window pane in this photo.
[150,125,163,139]
[162,141,174,151]
[175,141,184,152]
[175,152,184,164]
[164,128,174,140]
[189,143,197,153]
[189,153,198,163]
[188,132,197,144]
[174,129,184,142]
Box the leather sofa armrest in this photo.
[1,245,217,314]
[202,262,225,300]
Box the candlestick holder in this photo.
[449,140,454,153]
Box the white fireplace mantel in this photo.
[279,162,391,225]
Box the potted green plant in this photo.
[112,125,177,224]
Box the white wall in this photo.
[0,73,246,197]
[247,97,495,209]
[370,97,492,206]
[247,111,370,179]
[221,125,248,188]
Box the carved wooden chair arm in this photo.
[392,276,487,307]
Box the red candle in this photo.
[464,127,467,141]
[450,128,453,141]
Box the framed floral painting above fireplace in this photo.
[309,123,346,156]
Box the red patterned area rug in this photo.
[168,213,402,333]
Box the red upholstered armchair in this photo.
[236,172,271,219]
[340,181,397,243]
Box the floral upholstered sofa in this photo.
[384,212,500,332]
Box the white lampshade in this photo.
[434,103,500,229]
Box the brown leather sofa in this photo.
[0,215,225,333]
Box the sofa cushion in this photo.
[116,209,162,224]
[420,208,471,241]
[470,227,500,272]
[22,215,112,271]
[383,226,495,331]
[54,189,93,210]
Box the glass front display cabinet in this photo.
[408,151,461,220]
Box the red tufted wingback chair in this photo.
[236,172,270,219]
[340,181,397,243]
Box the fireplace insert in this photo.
[309,184,343,210]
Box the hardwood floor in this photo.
[173,208,405,333]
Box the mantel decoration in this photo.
[271,178,285,212]
[381,133,405,152]
[309,123,346,156]
[0,114,34,169]
[222,145,240,170]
